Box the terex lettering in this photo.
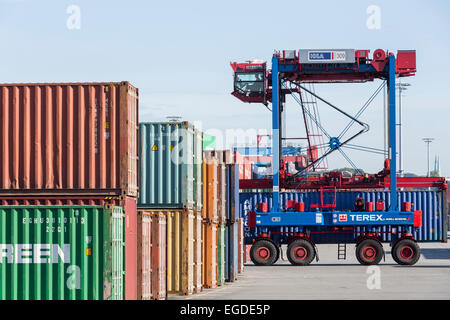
[348,214,383,222]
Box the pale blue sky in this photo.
[1,0,449,176]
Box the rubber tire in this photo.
[355,239,384,265]
[287,239,315,266]
[391,239,420,265]
[250,240,278,266]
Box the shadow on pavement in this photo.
[420,248,450,259]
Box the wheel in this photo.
[391,239,420,265]
[355,239,383,265]
[275,245,281,263]
[250,240,278,266]
[287,239,315,266]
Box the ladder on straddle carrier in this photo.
[338,243,347,260]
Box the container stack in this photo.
[203,150,242,283]
[138,121,203,297]
[202,153,219,289]
[0,82,139,300]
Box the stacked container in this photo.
[202,153,219,289]
[0,205,125,300]
[138,121,203,296]
[0,82,139,300]
[204,151,242,283]
[136,211,167,300]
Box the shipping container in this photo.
[240,190,448,243]
[203,155,219,223]
[165,208,195,295]
[202,134,216,150]
[0,195,137,300]
[122,197,138,300]
[202,222,217,289]
[226,164,240,222]
[225,221,238,282]
[194,130,203,213]
[0,205,124,300]
[137,211,152,300]
[193,212,202,293]
[218,164,227,224]
[0,82,138,197]
[138,122,203,211]
[244,244,251,265]
[216,223,225,286]
[136,211,167,300]
[237,218,245,273]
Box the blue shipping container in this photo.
[225,222,239,282]
[240,190,447,244]
[226,164,241,221]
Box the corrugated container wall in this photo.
[137,211,167,300]
[217,164,226,224]
[237,218,244,273]
[138,122,202,211]
[216,224,225,286]
[193,212,202,293]
[0,194,138,300]
[240,191,448,243]
[226,164,240,221]
[0,205,124,300]
[225,221,238,282]
[202,222,217,289]
[0,82,138,197]
[203,155,218,223]
[166,209,195,295]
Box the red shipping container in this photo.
[0,82,138,197]
[137,210,167,300]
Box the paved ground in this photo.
[171,235,450,300]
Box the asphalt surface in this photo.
[170,235,450,300]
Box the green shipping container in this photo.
[216,223,225,286]
[138,122,203,211]
[0,205,124,300]
[202,134,216,150]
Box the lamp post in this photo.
[397,82,410,176]
[422,138,434,177]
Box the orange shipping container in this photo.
[0,82,138,197]
[203,154,218,223]
[202,221,217,289]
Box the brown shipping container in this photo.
[0,194,138,300]
[0,82,138,197]
[193,212,203,293]
[202,221,217,289]
[217,164,226,224]
[203,154,218,223]
[137,211,167,300]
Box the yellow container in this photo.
[166,208,195,295]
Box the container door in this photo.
[111,206,125,300]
